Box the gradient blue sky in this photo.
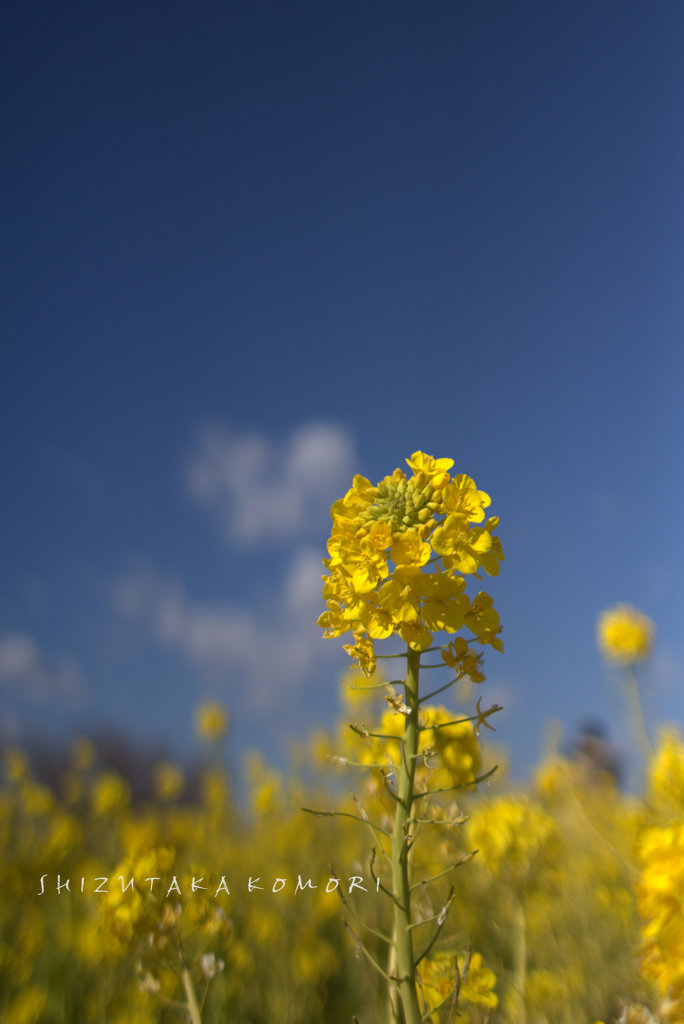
[2,1,683,783]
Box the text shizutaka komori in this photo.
[36,873,380,897]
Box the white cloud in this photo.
[183,422,356,544]
[112,548,338,709]
[0,632,81,697]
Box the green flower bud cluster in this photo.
[359,475,441,533]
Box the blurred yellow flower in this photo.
[4,747,29,784]
[598,604,654,666]
[4,984,48,1024]
[648,726,684,816]
[468,795,556,880]
[91,772,131,816]
[153,761,184,802]
[420,706,481,788]
[195,699,229,742]
[71,736,96,773]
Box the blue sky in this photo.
[2,1,683,784]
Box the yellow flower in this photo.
[4,747,29,784]
[420,705,481,787]
[195,699,229,742]
[91,772,130,816]
[71,737,96,773]
[648,727,684,815]
[319,452,503,675]
[356,704,480,789]
[441,636,485,682]
[405,451,454,488]
[636,822,684,1002]
[4,985,48,1024]
[343,635,377,676]
[153,761,184,802]
[469,795,556,879]
[598,604,654,665]
[420,950,497,1017]
[441,474,491,523]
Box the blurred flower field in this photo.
[1,455,682,1024]
[1,684,683,1023]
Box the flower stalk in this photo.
[317,451,505,1022]
[389,646,422,1024]
[512,899,527,1024]
[181,966,202,1024]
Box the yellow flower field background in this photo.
[1,455,681,1024]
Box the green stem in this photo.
[512,900,527,1024]
[181,966,202,1024]
[389,646,422,1024]
[623,665,652,777]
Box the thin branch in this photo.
[347,678,403,690]
[414,889,455,967]
[368,845,394,896]
[301,806,391,838]
[342,918,394,982]
[419,677,461,702]
[353,794,394,850]
[408,905,452,931]
[407,814,468,828]
[419,708,501,732]
[362,730,405,742]
[413,764,499,801]
[379,646,442,659]
[410,852,477,891]
[330,755,397,771]
[380,769,399,801]
[332,867,394,945]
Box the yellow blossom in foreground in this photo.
[598,604,654,666]
[195,699,230,742]
[636,823,684,1012]
[420,950,497,1018]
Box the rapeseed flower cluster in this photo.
[318,451,503,674]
